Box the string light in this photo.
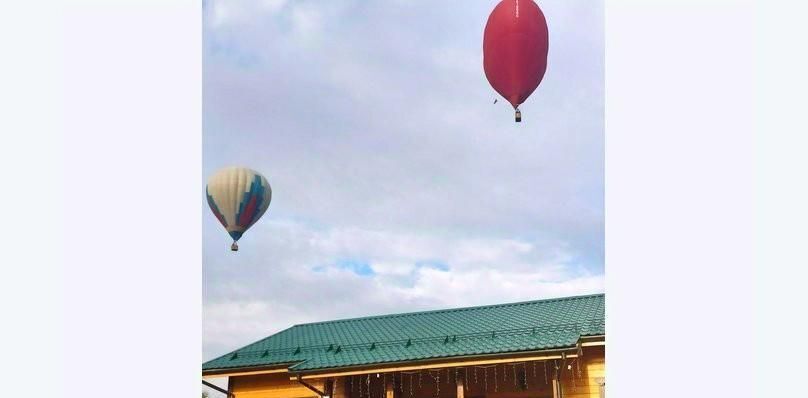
[346,356,585,398]
[484,367,489,392]
[568,361,576,392]
[523,362,528,390]
[570,366,575,392]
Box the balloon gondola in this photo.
[206,166,272,251]
[483,0,549,122]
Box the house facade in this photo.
[203,294,605,398]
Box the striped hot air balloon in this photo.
[206,167,272,251]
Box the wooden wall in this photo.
[561,346,605,398]
[230,372,324,398]
[229,347,604,398]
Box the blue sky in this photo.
[202,0,603,362]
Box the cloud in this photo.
[202,0,604,360]
[203,221,604,358]
[205,0,290,27]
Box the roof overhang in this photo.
[293,335,604,380]
[202,363,298,379]
[580,334,606,346]
[202,335,605,381]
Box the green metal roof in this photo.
[203,293,604,373]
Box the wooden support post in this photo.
[386,375,395,398]
[456,374,464,398]
[552,360,562,398]
[296,375,328,397]
[325,378,335,398]
[202,380,234,398]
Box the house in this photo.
[202,293,605,398]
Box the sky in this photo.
[202,0,604,362]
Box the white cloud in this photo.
[203,0,604,360]
[203,221,603,358]
[290,2,324,45]
[205,0,290,27]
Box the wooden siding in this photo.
[229,346,604,398]
[559,346,604,398]
[231,373,324,398]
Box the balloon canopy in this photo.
[206,166,272,251]
[483,0,549,122]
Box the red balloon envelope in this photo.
[483,0,549,122]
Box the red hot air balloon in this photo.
[483,0,549,122]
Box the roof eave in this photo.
[202,335,606,380]
[202,363,300,379]
[290,344,593,380]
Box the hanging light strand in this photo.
[484,367,489,392]
[523,362,528,390]
[568,361,576,392]
[435,370,441,396]
[494,366,498,392]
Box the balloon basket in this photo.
[515,109,522,123]
[231,242,239,252]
